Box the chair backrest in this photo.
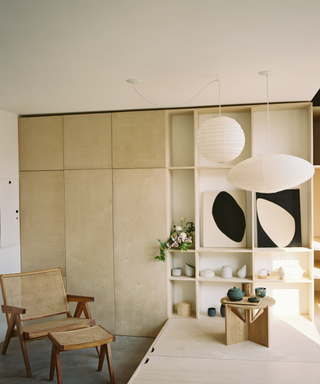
[0,268,70,322]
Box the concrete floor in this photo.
[0,334,154,383]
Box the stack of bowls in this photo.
[200,269,215,278]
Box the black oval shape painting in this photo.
[212,191,246,243]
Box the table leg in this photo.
[225,305,249,345]
[248,307,270,347]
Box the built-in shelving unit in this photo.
[166,102,314,320]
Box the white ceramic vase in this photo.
[237,265,247,279]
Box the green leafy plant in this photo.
[155,218,195,262]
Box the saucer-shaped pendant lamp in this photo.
[196,116,245,163]
[227,154,314,193]
[227,70,314,193]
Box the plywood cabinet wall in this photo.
[18,111,167,336]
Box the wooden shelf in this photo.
[197,247,252,253]
[253,276,312,283]
[198,276,253,283]
[168,166,194,170]
[253,247,312,253]
[169,276,196,281]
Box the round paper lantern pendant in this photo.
[196,116,245,163]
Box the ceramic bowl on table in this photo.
[255,287,266,298]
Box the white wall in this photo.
[0,109,20,342]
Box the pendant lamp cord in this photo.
[266,73,270,155]
[131,76,221,110]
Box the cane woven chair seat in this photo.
[23,317,95,339]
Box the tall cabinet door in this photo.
[112,109,167,337]
[113,168,167,337]
[19,116,65,273]
[19,170,66,273]
[64,169,114,332]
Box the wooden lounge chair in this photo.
[0,268,96,377]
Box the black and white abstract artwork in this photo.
[256,189,301,248]
[202,191,246,247]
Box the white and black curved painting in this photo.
[256,189,301,248]
[202,191,246,247]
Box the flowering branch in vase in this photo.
[155,218,195,262]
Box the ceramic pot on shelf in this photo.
[221,265,233,279]
[172,268,181,277]
[237,265,247,278]
[258,269,269,279]
[185,263,195,277]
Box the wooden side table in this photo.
[48,325,115,384]
[220,296,276,347]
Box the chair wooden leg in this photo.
[1,313,16,355]
[105,343,115,384]
[15,314,32,378]
[54,347,63,384]
[97,344,106,371]
[49,344,56,381]
[97,343,115,384]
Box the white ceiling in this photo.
[1,0,320,116]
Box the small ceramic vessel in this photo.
[200,269,215,278]
[248,296,260,303]
[227,286,246,301]
[237,265,247,278]
[207,307,216,317]
[221,265,232,279]
[185,263,195,277]
[172,268,181,277]
[255,287,266,298]
[258,269,269,279]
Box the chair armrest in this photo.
[1,304,26,315]
[67,295,94,319]
[67,294,94,303]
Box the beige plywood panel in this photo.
[19,171,65,273]
[112,110,165,168]
[64,114,112,169]
[113,169,167,337]
[19,116,63,171]
[65,170,114,332]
